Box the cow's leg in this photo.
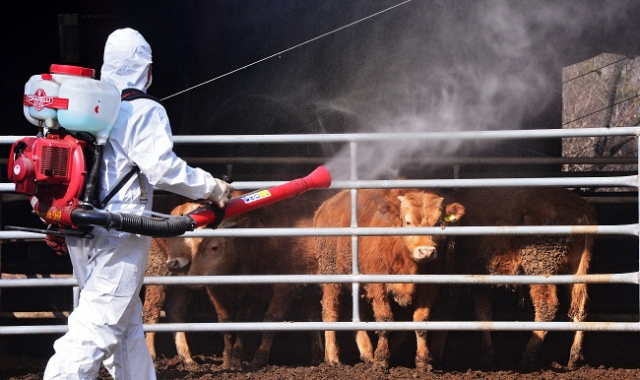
[475,287,496,367]
[520,283,559,369]
[310,331,325,366]
[413,284,439,372]
[321,283,342,365]
[305,285,325,365]
[355,331,374,363]
[231,293,266,370]
[145,332,157,364]
[295,283,324,365]
[165,285,197,369]
[428,284,459,366]
[142,284,165,365]
[365,283,393,370]
[568,324,586,369]
[206,286,236,369]
[566,238,592,369]
[248,284,295,370]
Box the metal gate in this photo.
[0,126,638,336]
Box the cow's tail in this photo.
[568,228,593,322]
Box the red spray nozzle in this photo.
[187,166,332,228]
[302,165,332,189]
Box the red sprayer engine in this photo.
[8,64,332,238]
[8,131,89,227]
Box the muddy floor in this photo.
[3,353,640,380]
[2,327,639,380]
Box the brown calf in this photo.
[186,192,328,370]
[314,188,465,371]
[447,187,596,369]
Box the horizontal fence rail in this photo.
[2,321,640,336]
[1,127,639,336]
[1,224,637,241]
[1,126,640,145]
[2,176,638,193]
[0,273,637,289]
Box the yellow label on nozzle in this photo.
[241,190,272,204]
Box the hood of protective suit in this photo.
[100,28,153,93]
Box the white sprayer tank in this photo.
[23,64,121,141]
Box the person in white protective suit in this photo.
[43,27,232,380]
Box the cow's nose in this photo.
[166,257,191,273]
[414,246,437,262]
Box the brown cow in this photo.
[446,187,596,370]
[142,201,205,369]
[314,188,465,371]
[185,192,328,370]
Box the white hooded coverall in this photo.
[44,28,222,380]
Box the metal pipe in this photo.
[2,126,640,146]
[0,223,636,241]
[3,320,640,336]
[349,141,361,322]
[2,272,637,288]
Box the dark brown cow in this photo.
[143,202,204,369]
[447,187,596,369]
[314,188,465,371]
[185,192,328,370]
[163,190,245,273]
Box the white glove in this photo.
[207,177,232,208]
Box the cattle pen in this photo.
[0,127,638,354]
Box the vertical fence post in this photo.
[0,195,2,314]
[637,134,640,322]
[349,141,361,322]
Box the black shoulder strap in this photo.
[95,88,158,209]
[121,88,162,103]
[97,166,148,209]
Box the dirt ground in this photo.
[1,273,638,380]
[3,355,640,380]
[1,284,639,380]
[2,327,639,380]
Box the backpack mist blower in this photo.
[7,64,332,238]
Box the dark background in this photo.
[6,1,640,168]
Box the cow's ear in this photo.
[396,195,408,214]
[444,202,465,223]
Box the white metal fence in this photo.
[0,127,638,336]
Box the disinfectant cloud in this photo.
[295,0,626,180]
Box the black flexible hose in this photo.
[81,144,103,207]
[71,209,196,237]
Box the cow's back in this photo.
[447,187,596,275]
[449,188,595,226]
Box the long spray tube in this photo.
[68,166,332,237]
[188,165,332,227]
